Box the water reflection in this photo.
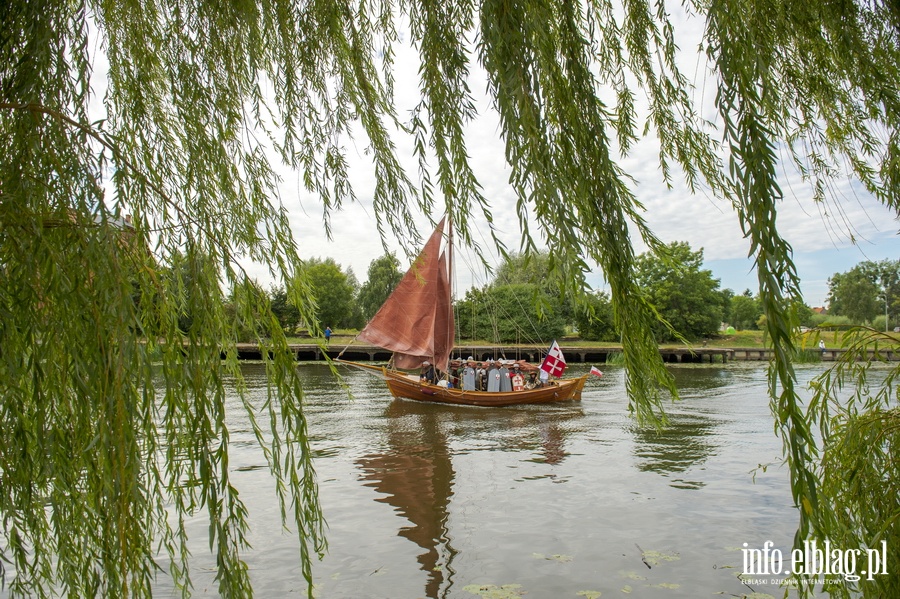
[632,414,716,489]
[134,363,799,598]
[536,419,566,465]
[666,364,734,394]
[356,400,583,598]
[357,403,457,599]
[632,366,735,489]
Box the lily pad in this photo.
[576,591,601,599]
[462,583,525,598]
[621,585,632,593]
[532,553,573,562]
[650,582,680,589]
[638,549,680,566]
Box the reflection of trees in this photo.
[632,413,716,483]
[632,368,731,488]
[356,401,583,598]
[666,367,733,394]
[357,405,457,599]
[634,368,733,488]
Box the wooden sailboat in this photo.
[338,217,589,407]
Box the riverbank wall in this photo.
[232,344,898,363]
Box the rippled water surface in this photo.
[150,361,823,598]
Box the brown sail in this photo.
[342,216,588,407]
[357,217,455,373]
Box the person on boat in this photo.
[477,362,488,391]
[486,359,502,392]
[498,361,512,392]
[420,361,437,384]
[526,371,542,389]
[539,368,555,386]
[462,358,477,391]
[511,365,525,391]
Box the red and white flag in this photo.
[590,366,604,377]
[540,341,567,377]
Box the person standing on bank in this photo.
[324,326,332,344]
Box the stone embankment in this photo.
[232,344,897,363]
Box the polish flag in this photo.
[590,366,604,377]
[540,341,567,377]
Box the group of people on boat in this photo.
[420,357,549,392]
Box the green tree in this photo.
[270,285,302,334]
[455,283,565,343]
[635,242,724,341]
[357,253,403,320]
[574,291,618,342]
[793,301,815,329]
[869,260,900,331]
[828,267,882,324]
[490,249,576,328]
[158,248,210,334]
[344,266,366,329]
[808,328,900,598]
[719,287,735,328]
[300,258,358,331]
[493,251,552,289]
[729,290,762,330]
[5,0,900,597]
[827,260,900,328]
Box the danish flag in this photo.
[539,341,567,377]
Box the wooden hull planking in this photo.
[339,361,588,407]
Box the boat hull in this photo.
[340,361,588,407]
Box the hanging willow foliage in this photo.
[2,0,899,597]
[808,328,900,596]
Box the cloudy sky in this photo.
[85,10,898,309]
[280,146,898,309]
[268,14,899,310]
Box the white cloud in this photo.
[243,11,899,310]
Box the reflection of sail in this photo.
[537,420,567,465]
[356,401,585,598]
[357,407,456,599]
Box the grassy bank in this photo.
[291,329,845,350]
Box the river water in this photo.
[151,361,818,598]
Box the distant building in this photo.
[812,306,827,315]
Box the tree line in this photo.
[259,245,898,344]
